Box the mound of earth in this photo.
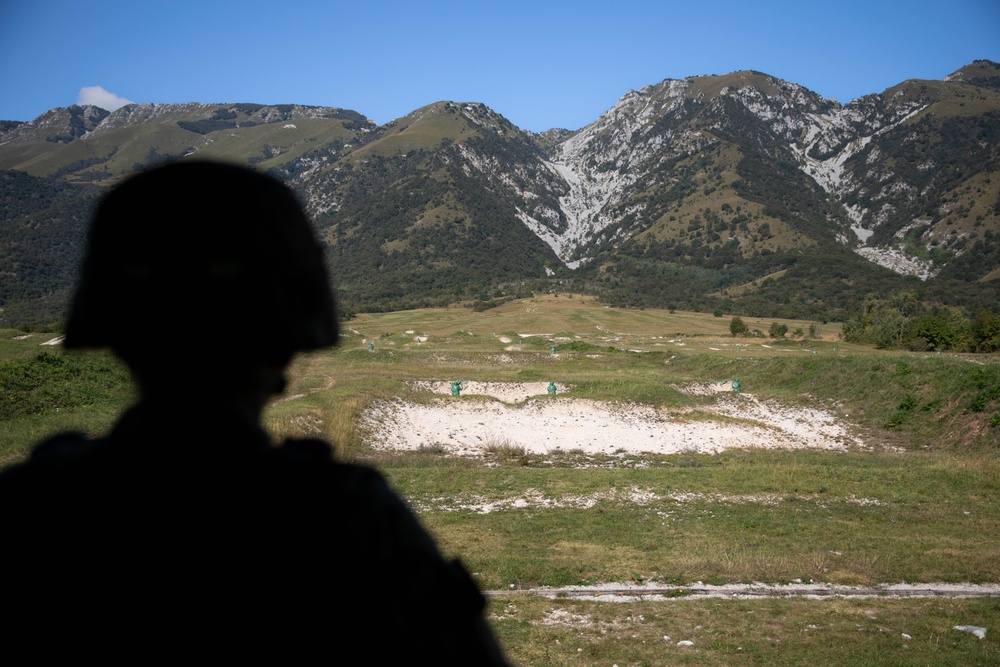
[408,381,570,403]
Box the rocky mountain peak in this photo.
[0,104,109,144]
[944,59,1000,89]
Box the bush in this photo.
[729,317,749,337]
[0,352,133,421]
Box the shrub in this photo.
[729,316,749,337]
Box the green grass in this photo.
[0,347,134,464]
[0,329,67,361]
[1,296,997,665]
[490,594,999,667]
[345,294,837,342]
[389,451,1000,589]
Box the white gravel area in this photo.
[406,486,884,514]
[408,381,571,403]
[360,382,862,456]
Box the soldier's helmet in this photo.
[64,161,338,369]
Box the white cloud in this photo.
[76,86,134,112]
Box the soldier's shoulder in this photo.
[275,437,336,462]
[33,430,93,454]
[17,431,103,469]
[271,437,389,487]
[0,431,102,494]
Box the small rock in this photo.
[677,640,694,647]
[662,636,670,642]
[953,625,987,639]
[901,633,912,640]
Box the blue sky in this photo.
[2,0,998,132]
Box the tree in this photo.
[910,312,962,351]
[971,310,1000,352]
[870,309,907,349]
[730,316,749,337]
[769,322,788,338]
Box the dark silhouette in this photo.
[0,161,510,664]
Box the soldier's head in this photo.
[65,160,338,398]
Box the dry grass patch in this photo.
[489,594,1000,667]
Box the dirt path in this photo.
[486,582,1000,600]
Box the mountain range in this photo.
[2,60,998,327]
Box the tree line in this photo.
[842,291,1000,352]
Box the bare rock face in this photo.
[0,104,109,143]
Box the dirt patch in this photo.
[361,383,862,456]
[409,380,570,403]
[405,486,884,514]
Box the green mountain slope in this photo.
[1,62,997,326]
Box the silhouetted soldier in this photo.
[0,161,510,664]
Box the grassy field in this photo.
[2,295,998,665]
